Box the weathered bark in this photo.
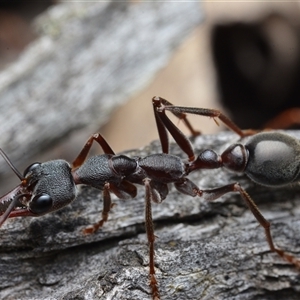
[0,131,300,300]
[0,1,202,169]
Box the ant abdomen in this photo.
[221,132,300,187]
[244,132,300,187]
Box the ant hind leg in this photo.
[197,182,300,269]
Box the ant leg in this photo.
[84,182,113,234]
[264,108,300,129]
[149,181,169,202]
[152,97,197,161]
[197,183,300,268]
[152,96,200,137]
[174,178,200,197]
[84,180,137,234]
[144,178,160,300]
[110,180,137,199]
[72,133,115,169]
[153,96,257,144]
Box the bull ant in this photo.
[1,97,300,299]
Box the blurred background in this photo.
[0,1,300,192]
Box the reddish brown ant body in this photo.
[1,97,300,299]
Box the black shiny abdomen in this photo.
[245,132,300,186]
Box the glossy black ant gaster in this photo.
[1,96,300,300]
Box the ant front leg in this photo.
[84,180,137,234]
[84,182,114,234]
[197,182,300,269]
[72,133,115,169]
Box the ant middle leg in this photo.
[143,178,160,300]
[196,182,300,268]
[84,180,137,234]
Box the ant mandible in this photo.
[1,96,300,300]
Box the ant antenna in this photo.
[0,148,24,181]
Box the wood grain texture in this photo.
[1,131,300,300]
[0,1,202,169]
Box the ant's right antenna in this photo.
[0,148,24,181]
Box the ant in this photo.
[1,96,300,299]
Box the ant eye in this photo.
[29,194,53,214]
[23,162,41,177]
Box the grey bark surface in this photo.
[0,1,202,169]
[0,131,300,300]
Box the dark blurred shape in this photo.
[211,14,300,129]
[0,0,55,19]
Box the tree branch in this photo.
[1,131,300,299]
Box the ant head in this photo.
[21,160,77,216]
[0,149,77,223]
